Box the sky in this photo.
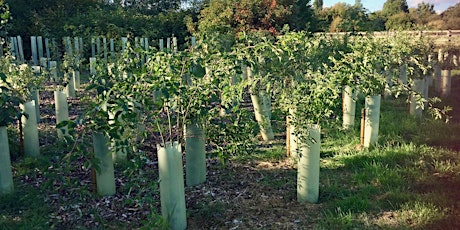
[323,0,460,13]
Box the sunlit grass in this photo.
[316,95,460,229]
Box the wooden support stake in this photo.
[91,167,97,194]
[18,119,24,157]
[286,116,291,157]
[360,108,365,146]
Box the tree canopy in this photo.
[382,0,409,17]
[0,0,9,28]
[2,0,460,43]
[316,2,371,32]
[198,0,315,36]
[5,0,195,45]
[441,3,460,30]
[0,0,9,38]
[313,0,323,11]
[113,0,182,15]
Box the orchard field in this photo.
[1,32,460,229]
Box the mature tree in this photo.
[115,0,182,15]
[382,0,409,17]
[5,0,196,47]
[317,2,370,32]
[0,0,9,43]
[354,0,362,8]
[409,2,440,29]
[342,3,370,32]
[0,0,8,27]
[385,12,413,30]
[197,0,234,34]
[381,0,412,30]
[0,0,9,31]
[325,3,349,32]
[198,0,315,36]
[290,0,317,31]
[6,0,101,37]
[441,3,460,30]
[368,11,386,31]
[183,0,210,14]
[313,0,323,11]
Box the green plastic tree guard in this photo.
[121,37,128,51]
[0,126,14,194]
[65,37,73,56]
[185,121,206,186]
[110,38,115,61]
[91,38,96,57]
[247,67,274,141]
[90,57,97,75]
[50,61,58,82]
[441,70,451,97]
[39,57,47,68]
[45,38,51,68]
[363,95,381,148]
[31,36,38,65]
[93,132,116,196]
[96,37,101,57]
[167,37,171,50]
[103,37,108,62]
[54,91,69,139]
[73,70,80,90]
[434,64,441,93]
[289,122,298,159]
[31,89,40,122]
[17,36,25,62]
[297,124,321,203]
[108,110,127,163]
[37,36,43,60]
[158,142,187,230]
[342,86,356,130]
[21,100,40,157]
[65,73,76,98]
[410,78,425,119]
[251,90,274,141]
[74,37,80,63]
[159,39,164,51]
[409,79,425,118]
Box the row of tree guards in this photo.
[1,32,458,229]
[5,35,179,67]
[1,34,202,229]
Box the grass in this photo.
[0,172,51,230]
[316,97,460,229]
